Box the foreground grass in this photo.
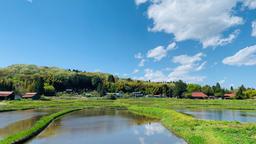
[118,98,256,110]
[0,98,256,144]
[0,99,121,112]
[0,109,80,144]
[128,106,256,144]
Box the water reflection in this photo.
[0,109,58,139]
[176,108,256,122]
[28,109,186,144]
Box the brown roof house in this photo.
[0,91,15,100]
[191,92,208,99]
[22,92,40,100]
[224,93,235,99]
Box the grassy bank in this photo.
[0,99,120,112]
[0,109,81,144]
[119,98,256,110]
[0,98,256,144]
[128,106,256,144]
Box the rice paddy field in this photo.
[0,98,256,144]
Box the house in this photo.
[22,92,40,100]
[65,89,73,93]
[106,92,123,98]
[132,92,144,98]
[224,93,235,99]
[0,91,15,100]
[191,92,208,99]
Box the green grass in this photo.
[0,98,256,144]
[0,109,80,144]
[118,98,256,110]
[128,105,256,144]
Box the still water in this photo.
[28,109,186,144]
[176,108,256,122]
[0,109,56,139]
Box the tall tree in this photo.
[34,77,44,95]
[107,75,115,83]
[236,85,246,99]
[173,80,187,98]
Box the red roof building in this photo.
[191,92,208,99]
[0,91,15,100]
[22,92,40,100]
[224,93,235,99]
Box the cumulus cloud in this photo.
[135,0,148,6]
[135,52,143,59]
[132,69,140,74]
[169,53,206,82]
[202,30,240,48]
[147,42,176,61]
[243,0,256,9]
[252,21,256,37]
[139,53,206,83]
[223,45,256,66]
[137,0,244,48]
[141,69,167,82]
[135,53,146,67]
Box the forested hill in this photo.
[0,64,114,95]
[0,64,173,96]
[0,64,255,99]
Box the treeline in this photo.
[0,64,255,99]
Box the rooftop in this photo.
[0,91,14,97]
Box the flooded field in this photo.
[176,108,256,122]
[28,109,186,144]
[0,109,57,139]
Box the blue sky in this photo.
[0,0,256,88]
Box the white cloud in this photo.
[135,0,148,6]
[132,69,140,74]
[135,52,146,67]
[172,53,205,65]
[141,69,167,82]
[169,53,206,82]
[144,0,243,48]
[202,30,240,48]
[219,79,226,85]
[139,59,146,67]
[196,61,207,71]
[243,0,256,9]
[166,42,176,50]
[135,53,143,59]
[147,42,176,61]
[223,45,256,66]
[138,53,206,83]
[147,46,167,61]
[252,21,256,37]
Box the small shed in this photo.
[224,93,235,99]
[191,92,208,99]
[132,92,144,98]
[0,91,15,100]
[22,92,40,100]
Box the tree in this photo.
[173,80,187,98]
[107,75,115,83]
[244,89,256,99]
[230,86,234,91]
[44,83,56,96]
[213,82,223,98]
[187,84,201,92]
[34,77,44,95]
[201,85,214,96]
[236,85,246,99]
